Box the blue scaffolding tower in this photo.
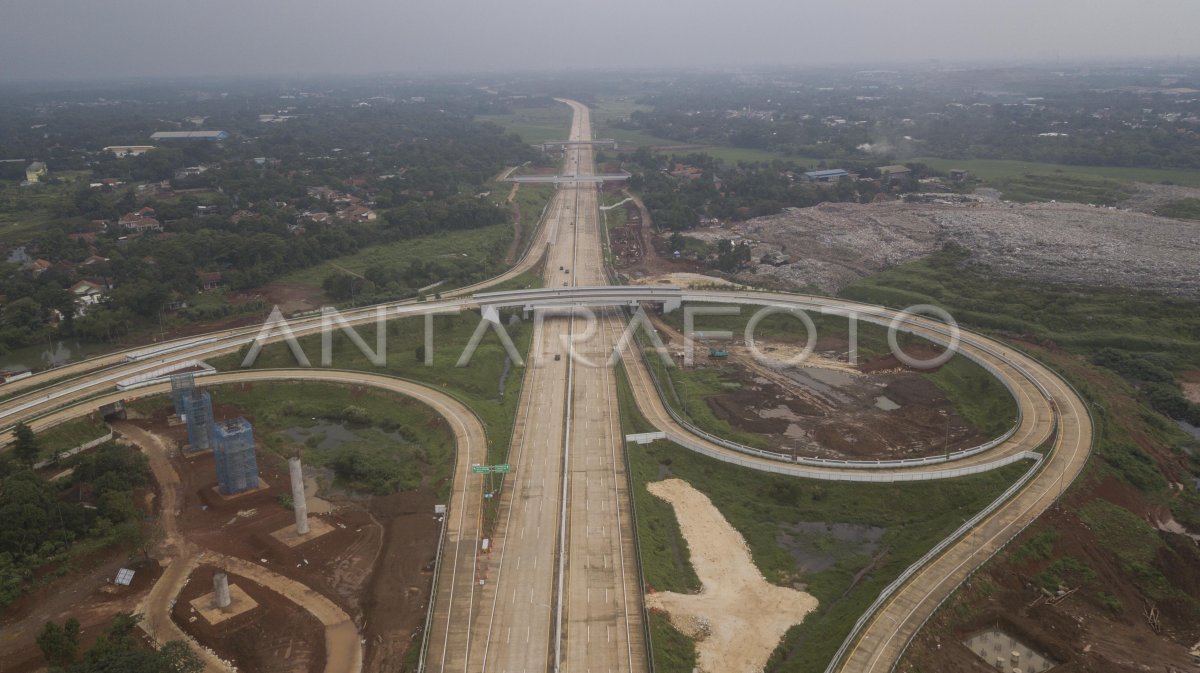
[181,389,214,452]
[170,373,196,416]
[213,417,259,495]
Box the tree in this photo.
[715,239,752,272]
[36,617,80,667]
[62,612,203,673]
[13,422,39,468]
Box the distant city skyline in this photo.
[3,0,1200,81]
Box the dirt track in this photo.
[644,479,818,673]
[124,418,362,673]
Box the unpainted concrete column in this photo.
[213,572,231,609]
[289,457,309,535]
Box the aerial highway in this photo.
[0,99,1092,673]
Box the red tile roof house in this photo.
[339,206,378,222]
[119,208,163,233]
[197,271,224,291]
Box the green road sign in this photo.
[471,464,512,474]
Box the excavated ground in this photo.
[654,319,990,461]
[135,403,441,673]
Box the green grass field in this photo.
[276,223,515,289]
[615,365,1027,673]
[1156,198,1200,220]
[0,171,92,244]
[477,104,573,143]
[35,415,110,460]
[211,310,532,470]
[989,173,1134,205]
[841,247,1200,370]
[590,97,654,124]
[915,157,1200,188]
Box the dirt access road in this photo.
[645,478,818,673]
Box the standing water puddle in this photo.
[873,396,900,411]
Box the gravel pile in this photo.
[693,198,1200,297]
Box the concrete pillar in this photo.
[289,457,309,535]
[213,572,231,609]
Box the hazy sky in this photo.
[3,0,1199,81]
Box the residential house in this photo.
[229,210,256,225]
[878,165,913,184]
[804,169,851,183]
[119,206,163,234]
[197,271,224,291]
[174,165,210,180]
[339,206,377,222]
[104,145,155,158]
[70,280,107,315]
[30,259,52,275]
[669,163,704,180]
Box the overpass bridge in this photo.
[537,139,618,151]
[504,171,631,185]
[474,285,680,310]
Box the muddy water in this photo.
[284,422,407,450]
[776,521,886,574]
[775,366,856,405]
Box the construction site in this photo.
[145,377,443,673]
[639,311,1012,462]
[0,374,447,673]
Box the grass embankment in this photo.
[1155,197,1200,220]
[276,223,517,290]
[477,104,573,143]
[198,382,454,497]
[509,183,554,254]
[990,173,1134,205]
[842,247,1200,370]
[34,415,111,460]
[914,157,1200,188]
[210,310,533,519]
[212,312,530,464]
[615,366,1028,673]
[650,307,1017,446]
[841,246,1200,569]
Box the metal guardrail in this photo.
[417,508,450,673]
[881,351,1099,672]
[821,450,1046,673]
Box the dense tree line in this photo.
[612,70,1200,170]
[0,438,152,609]
[621,149,903,230]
